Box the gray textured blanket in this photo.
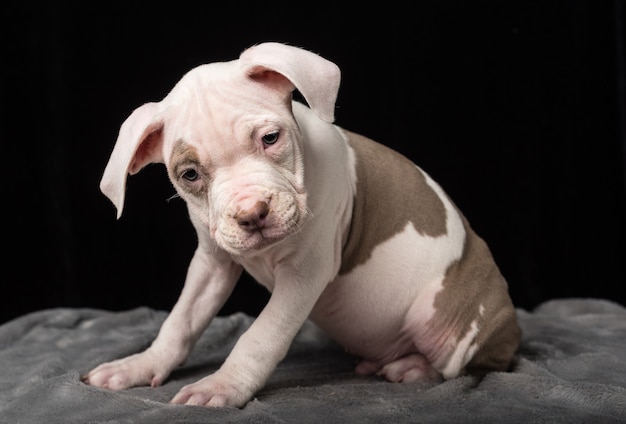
[1,298,625,423]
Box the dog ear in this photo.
[239,42,341,123]
[100,102,164,219]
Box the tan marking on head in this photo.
[170,139,200,173]
[168,139,208,197]
[339,130,447,275]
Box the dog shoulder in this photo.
[338,129,452,275]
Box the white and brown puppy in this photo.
[84,42,521,408]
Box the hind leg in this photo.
[356,353,443,383]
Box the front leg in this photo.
[170,262,329,408]
[83,245,242,390]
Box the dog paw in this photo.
[170,372,254,408]
[82,351,172,390]
[365,353,443,383]
[379,353,443,383]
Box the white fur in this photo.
[83,42,517,408]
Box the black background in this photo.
[2,1,625,324]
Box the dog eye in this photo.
[262,131,279,146]
[182,169,199,181]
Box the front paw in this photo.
[82,350,173,390]
[170,371,255,408]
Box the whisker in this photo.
[166,193,181,203]
[290,209,311,235]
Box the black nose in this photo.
[235,201,270,231]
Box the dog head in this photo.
[100,42,340,255]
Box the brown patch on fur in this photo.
[340,129,521,374]
[168,139,207,197]
[339,130,447,275]
[430,214,521,374]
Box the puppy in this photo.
[83,42,521,408]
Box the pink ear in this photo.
[239,42,341,122]
[245,65,297,96]
[100,102,164,219]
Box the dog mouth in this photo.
[215,194,305,254]
[245,226,295,249]
[217,219,300,254]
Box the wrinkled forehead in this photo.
[165,60,293,119]
[160,62,292,162]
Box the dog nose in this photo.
[236,201,270,231]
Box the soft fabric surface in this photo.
[1,298,625,423]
